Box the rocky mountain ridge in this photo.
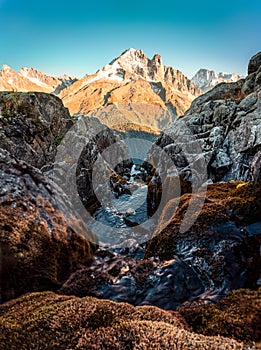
[1,49,245,134]
[58,48,202,131]
[0,49,202,133]
[0,64,77,94]
[192,68,244,92]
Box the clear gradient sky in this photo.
[0,0,260,79]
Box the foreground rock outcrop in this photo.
[0,92,73,169]
[0,291,247,350]
[0,149,96,303]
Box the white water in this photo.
[88,165,149,247]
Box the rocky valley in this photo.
[0,51,260,349]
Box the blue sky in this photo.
[0,0,260,78]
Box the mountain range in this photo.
[0,64,77,94]
[0,49,244,131]
[191,68,244,92]
[0,51,260,349]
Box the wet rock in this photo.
[0,92,73,169]
[145,182,261,300]
[0,149,96,303]
[59,248,204,310]
[110,172,132,198]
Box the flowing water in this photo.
[88,164,152,252]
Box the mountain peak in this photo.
[95,48,166,83]
[108,48,146,66]
[0,64,15,75]
[59,49,201,122]
[19,67,39,75]
[120,47,144,56]
[192,68,244,92]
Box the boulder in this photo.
[0,91,73,169]
[0,149,96,302]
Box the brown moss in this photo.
[0,196,96,302]
[0,291,246,349]
[145,182,261,260]
[179,288,261,344]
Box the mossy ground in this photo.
[145,181,261,260]
[0,292,246,350]
[179,288,261,345]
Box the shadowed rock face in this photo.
[0,92,73,169]
[75,121,133,215]
[251,150,261,182]
[0,291,246,350]
[48,115,133,218]
[145,182,261,299]
[248,51,261,75]
[0,149,96,303]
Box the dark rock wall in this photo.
[0,92,73,169]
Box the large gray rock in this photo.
[0,92,73,169]
[0,149,96,303]
[50,116,132,219]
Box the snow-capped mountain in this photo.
[73,48,200,95]
[19,68,77,94]
[59,48,201,131]
[0,49,202,132]
[0,65,77,94]
[192,68,244,92]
